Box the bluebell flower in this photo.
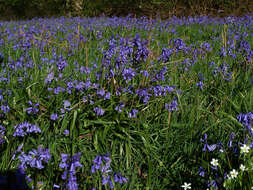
[237,112,253,127]
[54,86,65,94]
[91,154,111,174]
[129,109,138,118]
[91,155,102,173]
[63,100,71,111]
[104,92,111,100]
[159,48,173,62]
[122,68,136,82]
[59,152,82,190]
[24,101,39,115]
[115,103,125,113]
[26,124,41,133]
[228,132,236,147]
[201,42,212,52]
[12,143,24,161]
[1,104,10,114]
[97,89,105,97]
[94,107,105,116]
[155,67,167,81]
[50,113,58,121]
[53,184,60,189]
[207,180,218,189]
[0,125,6,144]
[140,70,149,77]
[63,129,69,136]
[67,172,78,190]
[196,81,204,90]
[18,147,51,170]
[45,72,54,83]
[165,98,178,112]
[13,122,41,137]
[59,154,69,169]
[198,167,205,177]
[0,125,6,135]
[114,173,128,184]
[102,175,114,189]
[200,133,216,152]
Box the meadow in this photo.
[0,14,253,189]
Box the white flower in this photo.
[240,144,250,154]
[211,158,219,167]
[240,164,247,171]
[229,169,238,179]
[181,182,191,190]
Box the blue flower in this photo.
[1,104,10,114]
[63,100,71,110]
[165,98,178,111]
[104,92,111,100]
[196,81,204,90]
[159,48,173,62]
[228,132,236,147]
[63,129,69,136]
[94,107,105,116]
[0,125,6,135]
[91,154,111,174]
[13,122,41,137]
[59,154,69,169]
[24,101,39,115]
[0,125,6,144]
[122,68,136,82]
[53,184,60,189]
[45,72,54,83]
[97,88,105,97]
[114,173,128,184]
[200,133,216,152]
[18,147,51,170]
[50,113,58,121]
[198,167,205,177]
[59,152,82,190]
[129,109,138,118]
[115,103,125,113]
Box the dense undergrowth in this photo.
[0,14,253,189]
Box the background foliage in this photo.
[0,0,252,20]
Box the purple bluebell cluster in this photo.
[1,103,10,114]
[159,48,174,62]
[91,154,128,189]
[165,98,178,112]
[200,133,217,152]
[94,107,105,116]
[237,112,253,128]
[129,109,138,118]
[24,101,39,115]
[50,113,58,121]
[18,146,51,171]
[13,122,41,137]
[59,152,83,190]
[0,125,6,144]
